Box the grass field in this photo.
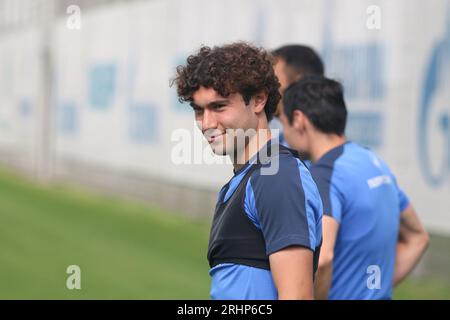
[0,167,449,299]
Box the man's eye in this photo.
[213,104,226,109]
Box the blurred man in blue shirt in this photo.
[280,75,429,299]
[271,44,324,150]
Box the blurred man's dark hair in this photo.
[271,45,325,119]
[283,75,347,135]
[273,45,324,80]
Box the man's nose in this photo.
[201,109,217,131]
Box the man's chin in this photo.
[209,145,228,156]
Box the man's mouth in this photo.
[206,132,224,143]
[208,134,221,143]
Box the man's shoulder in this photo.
[311,143,366,179]
[249,149,302,181]
[340,143,395,178]
[245,149,319,201]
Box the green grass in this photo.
[0,167,449,299]
[0,168,211,299]
[394,278,450,300]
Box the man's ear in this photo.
[252,91,268,114]
[292,110,307,131]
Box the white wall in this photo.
[0,0,449,233]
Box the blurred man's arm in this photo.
[393,204,429,286]
[314,215,339,300]
[270,246,314,300]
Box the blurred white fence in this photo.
[0,0,449,234]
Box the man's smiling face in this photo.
[191,86,258,156]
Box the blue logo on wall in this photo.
[321,0,385,149]
[171,56,192,114]
[346,112,383,149]
[18,99,32,120]
[88,64,117,109]
[129,103,158,144]
[418,9,450,188]
[57,102,79,135]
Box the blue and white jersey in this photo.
[210,141,323,300]
[309,141,409,300]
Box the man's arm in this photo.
[393,204,429,286]
[269,246,314,300]
[314,215,339,300]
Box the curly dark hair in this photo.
[172,42,281,121]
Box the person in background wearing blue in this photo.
[173,42,323,300]
[271,44,324,150]
[280,75,429,299]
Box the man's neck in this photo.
[310,134,347,164]
[232,129,272,172]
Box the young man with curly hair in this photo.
[173,42,323,300]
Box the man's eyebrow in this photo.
[190,100,229,109]
[207,99,229,107]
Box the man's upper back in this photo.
[310,141,409,299]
